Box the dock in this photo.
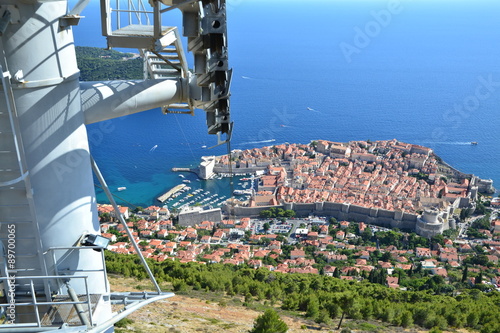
[157,184,186,203]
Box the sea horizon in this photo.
[73,0,500,207]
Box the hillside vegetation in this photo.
[106,252,500,332]
[75,46,142,81]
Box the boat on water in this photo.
[117,187,127,191]
[179,174,185,178]
[471,141,478,145]
[183,179,191,183]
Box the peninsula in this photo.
[201,139,494,237]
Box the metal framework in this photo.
[0,0,230,331]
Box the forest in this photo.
[105,251,500,333]
[75,46,142,81]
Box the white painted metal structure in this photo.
[0,0,230,331]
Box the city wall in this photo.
[228,201,419,231]
[228,204,284,218]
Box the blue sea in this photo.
[72,0,500,207]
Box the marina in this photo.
[169,187,229,210]
[160,173,257,211]
[151,173,256,211]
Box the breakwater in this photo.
[157,184,186,203]
[171,167,198,175]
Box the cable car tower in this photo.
[0,0,231,331]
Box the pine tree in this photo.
[337,292,355,330]
[400,310,414,328]
[305,295,320,319]
[250,309,288,333]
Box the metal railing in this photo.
[101,0,157,37]
[0,65,27,186]
[47,246,109,295]
[0,275,93,329]
[0,64,51,301]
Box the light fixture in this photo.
[83,234,110,251]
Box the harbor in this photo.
[154,171,256,212]
[170,188,229,211]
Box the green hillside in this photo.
[75,46,142,81]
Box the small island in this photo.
[197,139,495,237]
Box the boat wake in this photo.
[239,139,276,145]
[307,106,322,113]
[421,141,474,146]
[149,144,158,152]
[242,75,313,84]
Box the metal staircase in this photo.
[100,0,232,144]
[0,63,116,332]
[102,0,194,115]
[0,66,49,295]
[140,28,194,114]
[0,66,108,330]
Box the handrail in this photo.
[111,9,152,14]
[0,61,51,301]
[0,66,25,185]
[0,275,90,280]
[108,0,153,31]
[29,280,41,327]
[0,275,93,327]
[47,246,109,294]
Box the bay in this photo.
[72,0,500,207]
